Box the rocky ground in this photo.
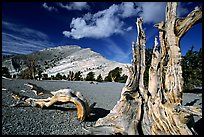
[2,78,202,135]
[2,78,123,135]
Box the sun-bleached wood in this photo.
[10,2,202,134]
[88,2,202,135]
[12,85,90,121]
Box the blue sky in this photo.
[2,2,202,63]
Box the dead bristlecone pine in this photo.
[12,85,91,122]
[87,2,202,135]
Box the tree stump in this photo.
[87,2,202,135]
[9,2,202,134]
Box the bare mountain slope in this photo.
[2,45,129,79]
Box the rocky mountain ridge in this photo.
[2,45,129,79]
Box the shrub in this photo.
[2,67,11,78]
[85,72,95,81]
[96,74,103,82]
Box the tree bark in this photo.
[88,2,202,135]
[11,84,90,121]
[9,2,202,134]
[68,71,76,81]
[110,73,117,82]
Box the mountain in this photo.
[2,45,130,79]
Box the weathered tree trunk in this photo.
[110,73,117,82]
[87,2,202,135]
[68,71,76,81]
[11,84,90,121]
[9,2,202,134]
[26,55,37,79]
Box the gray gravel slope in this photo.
[2,78,202,135]
[2,79,123,135]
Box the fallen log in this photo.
[9,2,202,134]
[11,85,90,121]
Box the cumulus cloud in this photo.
[63,2,191,39]
[119,2,139,18]
[57,2,89,11]
[137,2,166,23]
[137,2,190,23]
[2,21,54,55]
[42,2,57,12]
[63,2,139,39]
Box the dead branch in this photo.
[88,2,202,135]
[12,84,90,121]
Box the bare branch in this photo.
[176,7,202,38]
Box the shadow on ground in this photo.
[193,118,202,135]
[43,105,110,122]
[183,89,202,94]
[42,105,77,111]
[184,98,199,106]
[85,108,110,122]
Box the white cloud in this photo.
[63,2,191,39]
[57,2,89,11]
[2,32,54,55]
[3,21,48,40]
[125,26,133,32]
[42,2,57,12]
[137,2,166,23]
[63,2,139,39]
[2,21,54,55]
[136,2,191,23]
[119,2,138,18]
